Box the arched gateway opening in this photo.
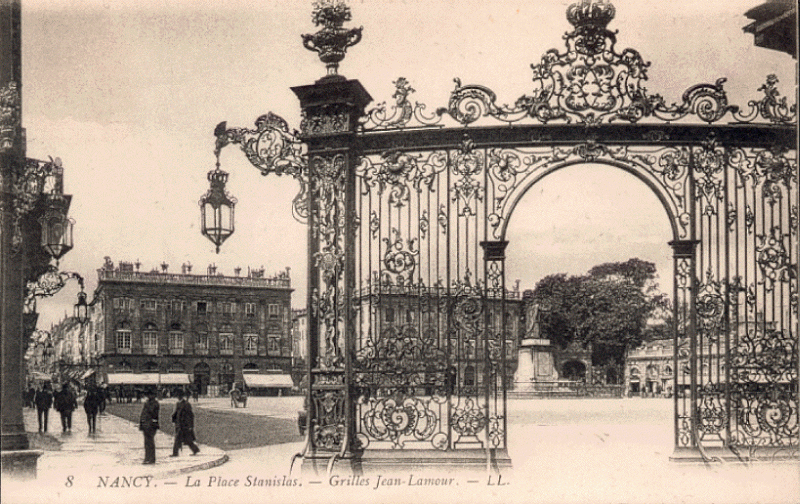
[212,0,797,474]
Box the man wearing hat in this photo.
[138,388,160,464]
[170,389,200,456]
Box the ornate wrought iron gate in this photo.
[213,0,797,471]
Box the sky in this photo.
[19,0,796,328]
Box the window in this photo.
[385,307,395,324]
[140,299,156,311]
[143,326,158,355]
[244,334,258,355]
[168,300,186,312]
[196,301,207,314]
[244,303,256,318]
[220,333,234,354]
[268,337,280,355]
[221,302,234,317]
[169,331,184,354]
[195,333,208,353]
[116,329,131,353]
[268,303,280,319]
[113,298,133,310]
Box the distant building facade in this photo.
[291,308,308,363]
[90,258,293,396]
[353,284,524,392]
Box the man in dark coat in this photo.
[83,386,101,433]
[34,383,53,433]
[170,390,200,456]
[54,383,78,433]
[138,388,160,464]
[26,386,36,408]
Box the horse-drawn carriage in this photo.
[230,388,248,408]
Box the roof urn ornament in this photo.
[302,0,363,79]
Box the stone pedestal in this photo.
[1,449,43,481]
[513,339,557,390]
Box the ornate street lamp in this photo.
[37,198,74,263]
[73,289,89,325]
[199,137,236,253]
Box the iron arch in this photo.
[497,158,682,243]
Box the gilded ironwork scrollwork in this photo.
[360,7,793,130]
[755,227,792,292]
[311,153,347,369]
[311,389,346,450]
[730,325,798,450]
[381,228,418,286]
[362,77,443,130]
[358,150,446,208]
[0,80,21,152]
[214,112,308,223]
[451,137,484,216]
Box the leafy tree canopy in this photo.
[531,258,668,367]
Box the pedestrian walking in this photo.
[83,386,101,433]
[98,385,107,414]
[138,388,160,464]
[170,390,200,456]
[26,386,36,408]
[54,383,78,433]
[34,383,53,433]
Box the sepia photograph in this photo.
[1,0,797,503]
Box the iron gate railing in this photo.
[212,0,797,468]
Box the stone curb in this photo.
[148,452,231,480]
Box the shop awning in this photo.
[242,373,294,388]
[159,373,190,385]
[106,373,159,385]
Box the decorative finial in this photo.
[567,0,616,30]
[302,0,362,80]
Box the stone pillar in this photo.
[1,0,42,478]
[292,76,371,472]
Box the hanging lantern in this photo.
[200,163,236,253]
[74,290,89,325]
[37,199,74,262]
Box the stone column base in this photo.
[1,449,43,481]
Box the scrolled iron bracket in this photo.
[24,266,84,314]
[214,112,309,223]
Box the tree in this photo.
[531,258,668,368]
[529,273,582,350]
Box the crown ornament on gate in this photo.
[566,0,617,55]
[302,0,363,80]
[567,0,616,29]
